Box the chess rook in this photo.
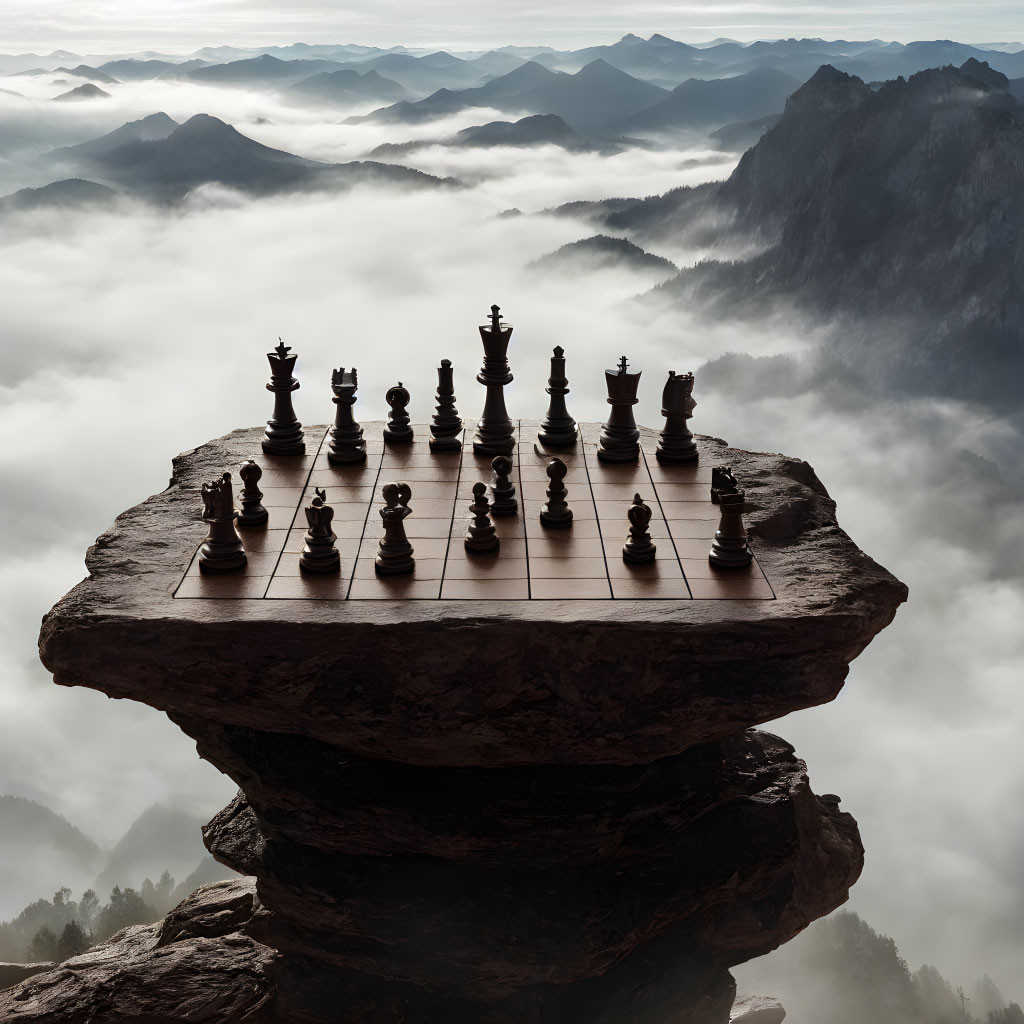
[328,367,367,465]
[198,472,246,573]
[383,383,414,444]
[465,482,500,552]
[656,370,699,464]
[299,487,340,574]
[537,345,578,448]
[622,493,657,563]
[711,465,739,504]
[473,304,516,456]
[597,356,641,464]
[539,457,573,528]
[375,482,415,575]
[709,490,754,568]
[262,339,305,456]
[429,359,463,452]
[236,460,269,527]
[489,455,518,516]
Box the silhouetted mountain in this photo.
[352,58,669,136]
[616,66,799,133]
[98,58,179,80]
[709,113,781,150]
[48,112,178,160]
[187,54,345,87]
[835,39,1024,82]
[77,113,448,200]
[288,68,406,105]
[528,234,677,277]
[56,64,119,84]
[53,83,110,101]
[453,114,599,150]
[0,178,117,213]
[325,51,499,95]
[579,60,1024,407]
[0,797,104,919]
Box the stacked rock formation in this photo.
[7,422,907,1024]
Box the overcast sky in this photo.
[2,0,1023,54]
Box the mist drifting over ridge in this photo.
[0,28,1022,1011]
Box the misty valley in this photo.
[1,30,1024,1024]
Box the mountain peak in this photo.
[173,113,240,139]
[784,64,870,116]
[575,58,631,80]
[958,57,1010,90]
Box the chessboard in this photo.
[174,421,774,602]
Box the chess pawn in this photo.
[539,457,573,528]
[262,339,305,456]
[375,482,415,575]
[465,482,500,552]
[597,356,641,464]
[237,459,269,527]
[709,490,753,568]
[489,455,518,516]
[473,304,516,456]
[622,493,657,563]
[710,465,738,504]
[299,487,340,574]
[198,472,246,573]
[656,370,698,464]
[537,345,578,448]
[429,359,463,452]
[328,367,367,465]
[383,383,414,443]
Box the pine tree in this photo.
[27,925,58,963]
[56,920,89,961]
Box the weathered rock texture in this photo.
[31,423,906,1023]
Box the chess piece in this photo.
[539,457,573,528]
[328,367,366,465]
[489,455,518,515]
[656,370,698,464]
[537,346,577,448]
[262,339,305,456]
[237,460,269,527]
[709,490,753,568]
[198,472,246,572]
[473,304,516,456]
[465,482,500,552]
[429,359,463,452]
[710,465,739,504]
[597,356,641,464]
[383,383,414,443]
[622,493,657,563]
[375,482,415,574]
[299,487,340,574]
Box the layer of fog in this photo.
[0,80,1021,1005]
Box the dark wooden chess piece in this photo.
[540,457,573,528]
[375,482,415,574]
[656,370,698,464]
[262,339,305,456]
[710,465,739,504]
[429,359,463,452]
[622,493,657,563]
[465,482,500,552]
[383,383,414,443]
[236,459,269,527]
[709,490,753,568]
[198,472,246,572]
[489,455,518,515]
[328,367,366,465]
[537,346,577,448]
[597,356,641,464]
[299,487,340,574]
[473,304,516,456]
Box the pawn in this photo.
[622,493,657,563]
[539,457,573,528]
[709,490,753,568]
[299,487,340,574]
[489,455,518,516]
[198,472,246,573]
[237,459,269,527]
[383,382,413,443]
[710,465,738,504]
[429,360,463,452]
[465,482,500,552]
[375,482,415,574]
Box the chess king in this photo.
[473,304,516,456]
[262,339,305,456]
[597,356,642,463]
